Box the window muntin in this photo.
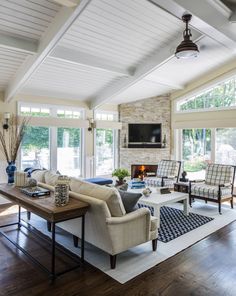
[177,78,236,112]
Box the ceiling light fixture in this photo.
[175,14,199,59]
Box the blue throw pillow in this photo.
[119,190,142,213]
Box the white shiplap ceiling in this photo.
[0,0,61,40]
[0,0,235,106]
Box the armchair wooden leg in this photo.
[231,198,234,209]
[152,239,158,251]
[27,211,31,220]
[110,255,117,269]
[47,221,52,232]
[73,235,79,248]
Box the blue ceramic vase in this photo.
[6,162,17,184]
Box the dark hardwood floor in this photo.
[0,203,236,296]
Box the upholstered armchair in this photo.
[146,160,181,188]
[189,164,236,214]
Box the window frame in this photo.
[18,102,84,177]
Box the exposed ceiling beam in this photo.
[50,46,131,76]
[144,76,184,90]
[4,0,92,102]
[148,0,236,51]
[90,30,202,109]
[230,10,236,23]
[0,33,38,54]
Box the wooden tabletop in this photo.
[0,184,89,223]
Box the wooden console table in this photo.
[0,184,89,280]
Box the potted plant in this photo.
[112,168,130,187]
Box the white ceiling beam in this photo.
[4,0,92,102]
[90,30,202,109]
[50,46,131,76]
[148,0,236,51]
[144,76,184,90]
[0,33,38,54]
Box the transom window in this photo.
[177,77,236,112]
[20,106,50,117]
[19,102,84,119]
[95,111,118,121]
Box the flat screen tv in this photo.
[128,123,162,148]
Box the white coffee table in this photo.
[129,188,189,228]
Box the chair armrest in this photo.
[106,208,150,225]
[190,179,205,183]
[219,183,232,187]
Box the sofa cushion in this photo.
[191,183,232,199]
[118,190,142,213]
[44,171,60,186]
[70,178,126,217]
[31,170,47,183]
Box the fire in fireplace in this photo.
[131,164,158,180]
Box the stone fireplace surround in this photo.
[119,95,171,173]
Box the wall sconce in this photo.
[88,118,95,132]
[3,112,10,130]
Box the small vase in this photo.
[6,162,17,184]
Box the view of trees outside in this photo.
[216,128,236,165]
[57,127,81,176]
[96,128,114,176]
[182,129,211,179]
[21,126,50,170]
[179,78,235,111]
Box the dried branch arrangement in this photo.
[0,115,30,164]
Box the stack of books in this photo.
[128,179,146,189]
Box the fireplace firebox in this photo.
[131,164,158,179]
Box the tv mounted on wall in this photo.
[128,123,162,148]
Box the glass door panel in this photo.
[57,128,81,177]
[95,129,114,176]
[182,128,211,180]
[21,126,50,170]
[216,128,236,165]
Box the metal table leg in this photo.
[18,206,21,229]
[81,215,85,263]
[51,222,56,280]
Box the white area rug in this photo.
[22,201,236,284]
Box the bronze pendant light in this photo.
[175,14,199,59]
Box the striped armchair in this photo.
[146,160,181,188]
[189,164,236,214]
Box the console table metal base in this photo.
[0,206,85,281]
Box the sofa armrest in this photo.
[106,208,157,255]
[106,207,150,225]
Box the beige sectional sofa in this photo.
[30,170,158,269]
